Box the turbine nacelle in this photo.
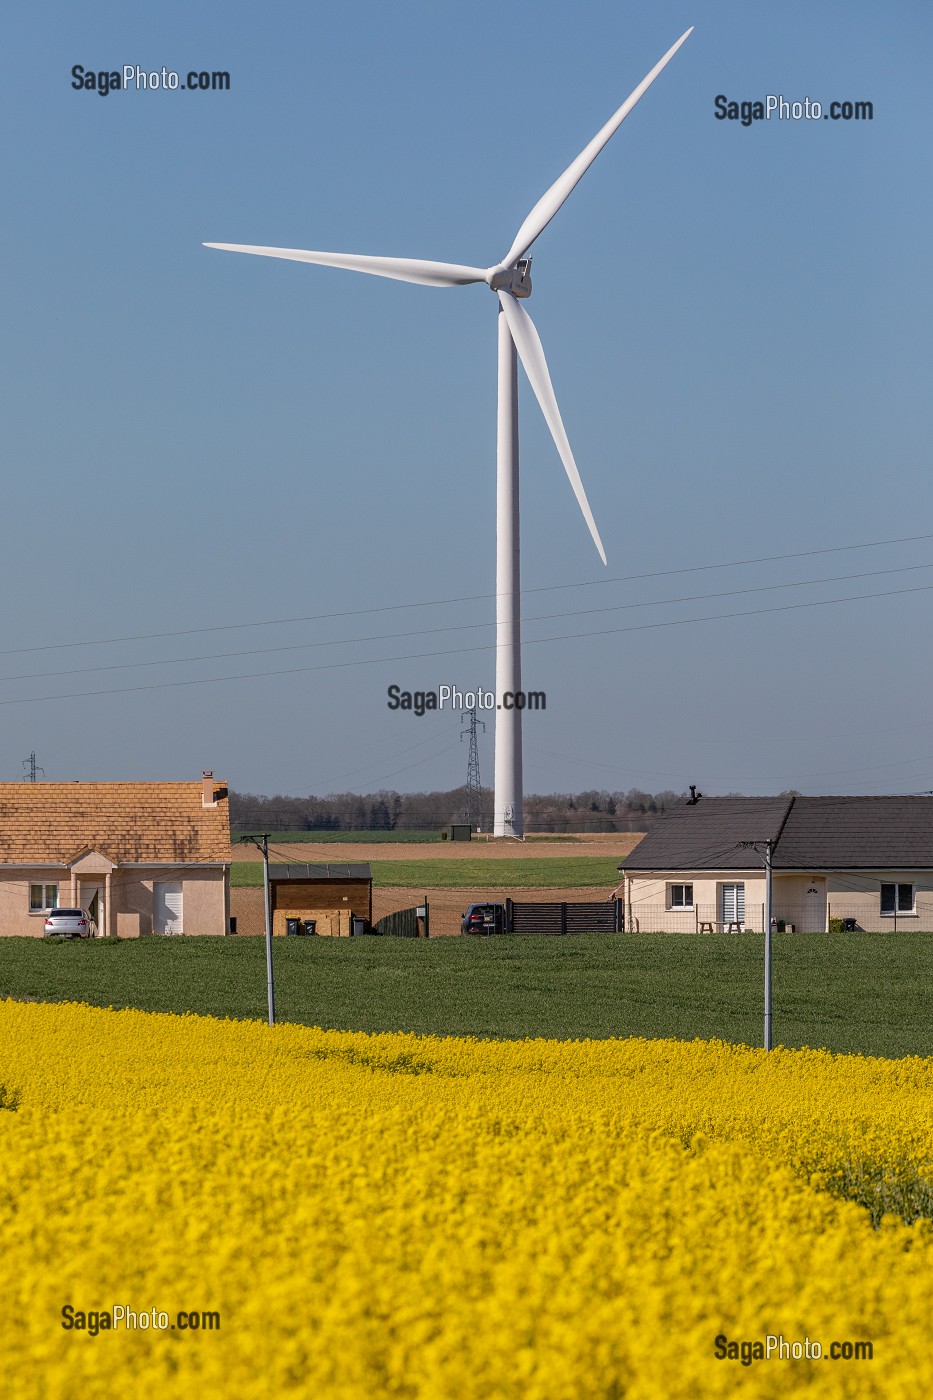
[485,259,533,298]
[204,26,695,571]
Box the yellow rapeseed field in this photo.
[1,1000,932,1398]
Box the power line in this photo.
[2,559,932,687]
[339,741,462,788]
[526,742,933,792]
[1,530,930,658]
[305,726,453,788]
[1,576,932,709]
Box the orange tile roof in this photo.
[0,781,230,864]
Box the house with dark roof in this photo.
[616,795,933,933]
[0,772,230,937]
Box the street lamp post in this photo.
[238,833,276,1026]
[740,838,774,1050]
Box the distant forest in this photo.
[230,786,690,834]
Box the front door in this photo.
[84,885,103,937]
[803,880,826,934]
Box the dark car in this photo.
[461,902,507,936]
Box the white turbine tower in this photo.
[206,28,692,838]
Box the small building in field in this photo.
[0,772,230,937]
[617,794,933,934]
[268,863,373,937]
[443,824,473,842]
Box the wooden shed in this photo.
[268,862,373,937]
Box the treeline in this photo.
[229,786,689,834]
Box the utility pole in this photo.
[461,703,485,829]
[22,752,45,782]
[238,833,275,1025]
[740,839,774,1050]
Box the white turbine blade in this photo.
[203,243,487,288]
[502,28,693,267]
[498,291,606,565]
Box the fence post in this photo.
[505,897,514,933]
[560,902,567,936]
[424,896,430,939]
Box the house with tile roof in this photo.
[616,794,933,933]
[0,771,230,937]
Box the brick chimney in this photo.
[202,770,216,807]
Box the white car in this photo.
[43,908,97,938]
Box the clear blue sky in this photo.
[2,1,930,798]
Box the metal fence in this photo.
[507,899,623,936]
[374,902,430,937]
[624,902,933,934]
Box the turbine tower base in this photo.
[493,306,524,839]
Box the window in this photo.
[721,882,746,924]
[669,883,694,910]
[881,883,914,916]
[29,884,59,912]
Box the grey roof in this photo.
[773,797,933,869]
[620,795,933,872]
[621,798,793,872]
[268,863,373,881]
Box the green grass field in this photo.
[1,933,930,1058]
[231,857,620,888]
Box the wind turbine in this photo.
[205,28,692,838]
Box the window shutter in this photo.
[722,883,745,923]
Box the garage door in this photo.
[154,882,183,935]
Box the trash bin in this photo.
[303,919,317,936]
[842,917,857,932]
[285,918,301,937]
[351,917,367,937]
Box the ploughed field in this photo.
[231,838,638,936]
[234,882,612,938]
[229,833,643,865]
[2,998,932,1398]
